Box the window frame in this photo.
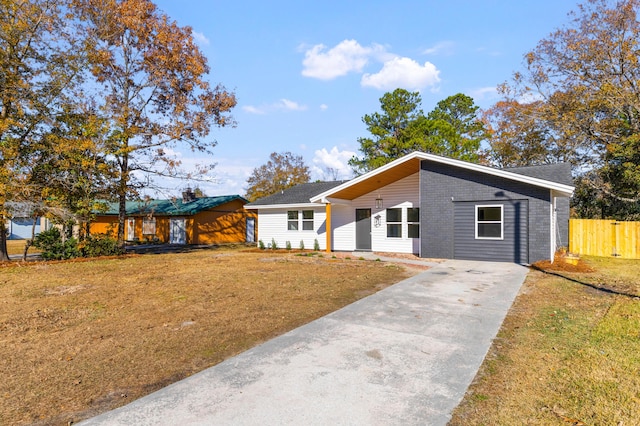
[287,210,315,231]
[386,207,402,238]
[142,217,156,236]
[475,204,503,240]
[407,207,420,238]
[287,210,299,231]
[302,210,314,231]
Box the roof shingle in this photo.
[246,181,346,206]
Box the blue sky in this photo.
[151,0,579,197]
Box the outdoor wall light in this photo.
[375,196,383,209]
[374,214,382,227]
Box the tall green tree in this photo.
[245,152,310,202]
[0,0,84,260]
[349,89,485,174]
[424,93,487,162]
[488,0,640,217]
[76,0,237,246]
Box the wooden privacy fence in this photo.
[569,219,640,259]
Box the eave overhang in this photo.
[310,152,575,203]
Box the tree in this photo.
[29,105,116,238]
[349,89,485,174]
[76,0,236,246]
[489,0,640,216]
[245,152,310,202]
[349,89,423,173]
[0,0,84,260]
[483,99,556,167]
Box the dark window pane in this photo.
[478,206,501,222]
[287,221,298,231]
[387,223,401,238]
[408,224,420,238]
[302,210,313,220]
[287,211,298,220]
[302,221,313,231]
[386,208,401,223]
[478,223,501,238]
[407,208,419,223]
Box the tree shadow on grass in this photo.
[529,264,640,299]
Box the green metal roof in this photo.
[97,195,247,216]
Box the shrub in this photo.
[33,228,80,260]
[313,239,320,251]
[80,234,123,257]
[285,241,291,250]
[299,240,305,250]
[258,240,265,250]
[271,238,278,250]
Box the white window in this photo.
[288,210,314,231]
[287,211,299,230]
[476,205,503,240]
[386,208,402,238]
[142,217,156,235]
[302,210,314,230]
[407,207,420,238]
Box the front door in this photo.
[170,218,186,244]
[246,217,255,243]
[355,209,372,251]
[127,218,135,241]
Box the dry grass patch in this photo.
[5,240,40,257]
[0,248,416,425]
[450,256,640,425]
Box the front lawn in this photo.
[450,256,640,425]
[0,248,415,425]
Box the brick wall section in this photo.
[420,160,553,263]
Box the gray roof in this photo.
[246,181,347,206]
[247,162,574,208]
[504,163,573,186]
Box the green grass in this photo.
[450,256,640,425]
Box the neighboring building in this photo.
[92,190,256,245]
[5,202,51,240]
[245,152,575,264]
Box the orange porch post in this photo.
[325,203,332,253]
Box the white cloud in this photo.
[320,104,328,111]
[243,99,307,115]
[469,86,498,101]
[361,57,441,91]
[278,99,307,111]
[423,41,455,56]
[301,39,387,80]
[192,31,210,46]
[242,105,266,115]
[311,147,356,181]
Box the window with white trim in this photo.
[407,207,420,238]
[302,210,314,230]
[476,205,503,239]
[142,217,156,235]
[386,208,402,238]
[287,211,299,230]
[287,210,314,231]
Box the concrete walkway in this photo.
[80,259,528,426]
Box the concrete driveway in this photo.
[80,259,528,426]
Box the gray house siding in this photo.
[453,200,529,263]
[555,196,570,249]
[420,160,553,263]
